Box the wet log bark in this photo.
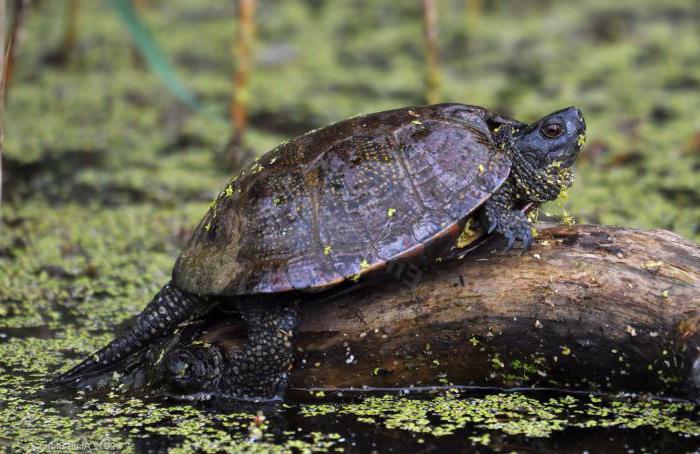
[281,224,700,397]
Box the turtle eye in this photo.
[541,122,564,139]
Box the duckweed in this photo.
[300,391,700,440]
[2,0,699,451]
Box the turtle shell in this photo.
[172,103,513,296]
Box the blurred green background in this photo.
[2,0,699,323]
[3,0,699,239]
[1,1,699,450]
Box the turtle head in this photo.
[512,107,586,169]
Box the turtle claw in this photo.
[517,236,533,256]
[503,230,516,253]
[487,220,498,234]
[498,220,532,253]
[485,197,533,253]
[521,230,533,251]
[503,233,516,253]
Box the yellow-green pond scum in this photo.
[1,0,699,451]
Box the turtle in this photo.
[49,103,586,400]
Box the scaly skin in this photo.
[484,123,576,251]
[49,282,209,386]
[483,181,534,251]
[223,303,298,399]
[49,105,585,400]
[163,302,299,400]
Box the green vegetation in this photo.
[300,391,700,438]
[1,0,698,451]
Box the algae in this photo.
[1,0,699,451]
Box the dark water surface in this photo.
[3,362,700,453]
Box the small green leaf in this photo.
[109,0,199,109]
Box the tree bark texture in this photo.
[273,224,700,397]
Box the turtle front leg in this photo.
[220,301,299,400]
[483,182,533,251]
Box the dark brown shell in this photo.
[172,103,512,296]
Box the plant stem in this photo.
[2,0,30,99]
[0,0,5,211]
[421,0,441,104]
[229,0,256,150]
[60,0,79,61]
[465,0,482,52]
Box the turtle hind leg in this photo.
[221,301,299,400]
[47,282,207,387]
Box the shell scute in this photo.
[172,104,512,295]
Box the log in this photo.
[255,224,698,396]
[146,224,700,398]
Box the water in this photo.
[2,1,700,451]
[4,369,700,453]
